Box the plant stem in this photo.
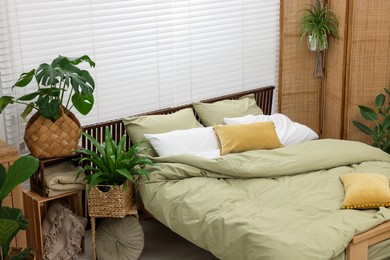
[65,87,73,111]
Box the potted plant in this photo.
[353,88,390,154]
[0,55,95,159]
[76,127,153,218]
[0,155,39,260]
[300,0,339,52]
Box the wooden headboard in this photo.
[81,86,274,151]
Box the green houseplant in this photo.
[0,55,96,159]
[353,88,390,154]
[0,155,39,260]
[76,127,153,193]
[301,0,339,52]
[76,127,153,217]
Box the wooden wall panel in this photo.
[343,0,390,143]
[322,1,349,139]
[279,0,322,134]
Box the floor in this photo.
[80,216,217,259]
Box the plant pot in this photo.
[6,247,35,260]
[307,34,328,52]
[87,181,136,218]
[24,108,81,159]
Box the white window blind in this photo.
[0,0,279,150]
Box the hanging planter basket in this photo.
[24,108,81,159]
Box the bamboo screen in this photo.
[342,0,390,143]
[279,0,322,134]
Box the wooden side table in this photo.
[0,139,26,248]
[23,189,83,260]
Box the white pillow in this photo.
[224,113,318,146]
[144,127,220,159]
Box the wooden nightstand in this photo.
[0,139,26,248]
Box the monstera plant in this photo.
[0,155,39,260]
[0,55,96,158]
[353,88,390,154]
[0,55,95,121]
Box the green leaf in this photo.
[0,218,18,255]
[0,207,29,258]
[17,91,40,101]
[358,105,378,121]
[69,55,96,68]
[0,96,14,113]
[12,69,35,88]
[0,155,39,201]
[0,164,5,197]
[36,63,59,86]
[71,93,94,115]
[382,115,390,130]
[352,121,373,136]
[384,88,390,96]
[20,103,35,121]
[375,94,386,108]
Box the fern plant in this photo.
[352,88,390,154]
[301,0,339,51]
[76,127,153,194]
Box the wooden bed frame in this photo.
[81,86,274,152]
[80,85,389,260]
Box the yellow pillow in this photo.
[339,173,390,209]
[213,121,282,155]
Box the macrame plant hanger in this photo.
[314,0,325,78]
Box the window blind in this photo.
[0,0,279,151]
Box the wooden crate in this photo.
[0,139,26,248]
[30,154,80,197]
[23,189,83,260]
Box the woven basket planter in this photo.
[24,109,81,159]
[87,181,136,218]
[6,248,35,260]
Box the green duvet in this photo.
[139,139,390,260]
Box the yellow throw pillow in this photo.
[213,121,282,155]
[339,173,390,209]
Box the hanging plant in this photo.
[301,0,339,52]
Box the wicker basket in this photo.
[87,181,135,218]
[24,108,81,159]
[6,247,35,260]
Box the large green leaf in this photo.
[382,115,390,130]
[36,63,59,87]
[352,121,372,136]
[0,218,18,255]
[0,207,29,258]
[358,105,378,121]
[71,92,94,115]
[0,155,39,201]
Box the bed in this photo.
[81,86,390,260]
